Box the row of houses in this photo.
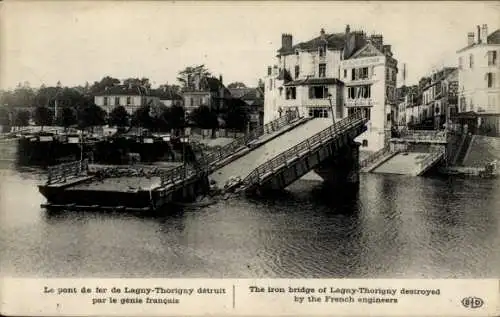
[93,77,264,130]
[263,23,500,153]
[264,25,399,152]
[395,67,459,130]
[395,24,500,136]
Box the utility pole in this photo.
[328,94,335,125]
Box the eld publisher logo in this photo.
[461,297,484,309]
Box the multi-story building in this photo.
[395,85,419,128]
[228,87,265,130]
[456,24,500,135]
[95,84,184,115]
[94,84,155,114]
[421,68,458,129]
[182,75,231,115]
[264,25,398,152]
[154,87,183,107]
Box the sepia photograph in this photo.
[0,0,499,285]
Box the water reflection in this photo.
[0,167,499,278]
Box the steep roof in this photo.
[487,29,500,44]
[94,85,149,96]
[228,88,264,101]
[278,33,346,55]
[349,42,384,59]
[183,76,231,97]
[151,88,183,100]
[228,88,255,99]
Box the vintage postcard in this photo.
[0,1,499,316]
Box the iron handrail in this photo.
[240,111,367,188]
[45,111,303,188]
[47,159,89,184]
[399,130,447,142]
[359,145,392,169]
[418,148,445,170]
[159,111,302,187]
[197,111,300,169]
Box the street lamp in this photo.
[327,93,335,125]
[180,135,189,178]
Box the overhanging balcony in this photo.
[345,98,375,108]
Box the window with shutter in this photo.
[487,72,494,88]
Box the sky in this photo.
[1,1,499,90]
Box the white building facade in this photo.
[94,85,155,114]
[457,24,500,135]
[264,26,398,152]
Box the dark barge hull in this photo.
[39,185,157,211]
[38,176,208,212]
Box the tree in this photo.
[89,76,120,94]
[190,106,218,138]
[227,82,247,89]
[77,97,106,132]
[14,110,30,128]
[123,77,151,89]
[55,107,77,131]
[78,105,106,132]
[223,99,250,132]
[158,84,181,95]
[157,105,185,134]
[6,84,36,108]
[0,108,12,132]
[33,106,53,131]
[131,105,153,130]
[177,65,211,91]
[108,106,130,130]
[258,79,265,91]
[0,108,10,127]
[168,105,186,134]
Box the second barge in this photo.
[38,160,209,212]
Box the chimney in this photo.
[281,33,293,50]
[482,24,488,43]
[370,34,383,50]
[320,28,325,37]
[345,24,350,34]
[467,32,475,46]
[267,66,272,76]
[382,45,392,55]
[219,74,223,85]
[477,25,481,43]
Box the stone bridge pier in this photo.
[313,141,360,190]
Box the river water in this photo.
[1,162,499,278]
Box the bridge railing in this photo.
[240,111,367,188]
[417,147,445,173]
[359,145,393,169]
[47,159,89,185]
[198,110,301,170]
[399,130,447,142]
